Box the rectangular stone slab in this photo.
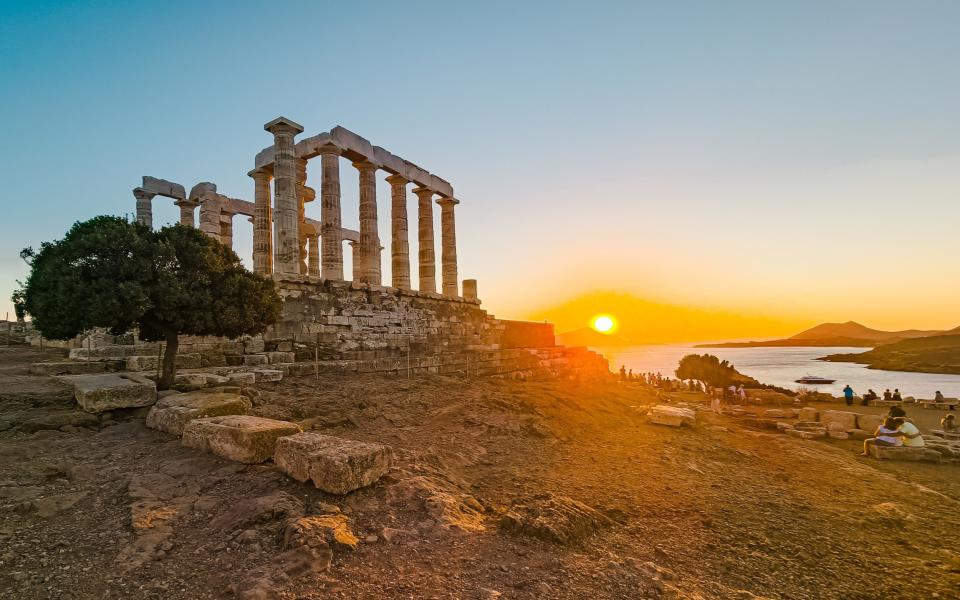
[145,391,251,436]
[274,432,392,494]
[58,373,157,413]
[182,416,301,464]
[867,445,941,463]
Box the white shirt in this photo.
[899,421,924,447]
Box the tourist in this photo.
[892,389,903,402]
[888,405,907,419]
[941,414,958,432]
[843,384,855,406]
[897,416,925,447]
[619,365,627,381]
[863,417,904,455]
[862,389,877,406]
[738,385,747,403]
[883,389,892,402]
[934,390,945,402]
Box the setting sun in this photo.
[591,314,617,334]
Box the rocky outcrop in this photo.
[499,493,613,545]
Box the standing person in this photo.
[619,365,627,381]
[738,384,747,403]
[843,384,855,406]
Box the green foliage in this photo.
[20,216,282,388]
[675,353,741,388]
[11,285,26,322]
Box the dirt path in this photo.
[1,345,958,599]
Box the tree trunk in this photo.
[158,331,179,391]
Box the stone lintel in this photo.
[141,176,186,200]
[264,116,304,135]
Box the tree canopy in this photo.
[675,353,744,388]
[19,216,281,388]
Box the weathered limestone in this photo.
[348,241,362,282]
[175,199,199,227]
[386,174,411,290]
[867,445,941,463]
[437,197,459,297]
[820,410,859,432]
[59,373,157,414]
[265,117,304,275]
[220,212,234,249]
[319,146,343,280]
[797,407,819,422]
[649,405,695,427]
[295,157,311,275]
[354,160,380,285]
[145,391,252,436]
[133,188,156,229]
[462,279,478,301]
[857,414,884,432]
[274,432,393,494]
[307,230,320,278]
[198,193,223,241]
[414,187,436,293]
[249,168,273,275]
[182,415,302,463]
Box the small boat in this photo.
[795,375,836,385]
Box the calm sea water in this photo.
[593,344,960,399]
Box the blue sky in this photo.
[2,1,959,332]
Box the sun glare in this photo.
[591,314,617,334]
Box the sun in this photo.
[591,314,617,335]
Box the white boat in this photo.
[795,375,836,385]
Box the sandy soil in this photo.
[1,343,959,599]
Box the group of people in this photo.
[862,404,925,455]
[845,386,904,407]
[618,367,704,393]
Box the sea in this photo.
[592,344,960,399]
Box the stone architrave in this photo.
[174,199,199,228]
[249,168,273,275]
[133,188,156,229]
[354,160,380,284]
[386,174,411,290]
[437,196,459,297]
[413,187,436,293]
[319,145,343,280]
[264,117,304,275]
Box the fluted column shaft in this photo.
[249,168,273,275]
[264,117,304,275]
[133,189,155,229]
[437,197,459,297]
[307,230,320,277]
[319,147,343,279]
[354,161,380,285]
[413,187,436,293]
[199,195,222,242]
[175,200,198,228]
[295,157,309,275]
[386,175,411,290]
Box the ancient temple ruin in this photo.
[76,117,607,379]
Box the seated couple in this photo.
[863,415,924,455]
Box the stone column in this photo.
[462,279,478,301]
[353,160,380,285]
[248,168,273,275]
[319,145,343,280]
[437,197,459,297]
[174,199,198,227]
[386,175,411,290]
[295,157,311,276]
[264,117,304,275]
[307,230,320,277]
[413,187,436,293]
[133,188,155,229]
[198,194,222,242]
[348,240,362,282]
[220,212,234,249]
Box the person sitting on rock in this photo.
[883,389,892,402]
[888,405,907,418]
[892,389,903,402]
[863,417,904,455]
[935,390,945,402]
[941,414,958,432]
[862,389,877,406]
[897,416,924,447]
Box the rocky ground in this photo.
[1,343,959,599]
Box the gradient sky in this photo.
[2,1,959,339]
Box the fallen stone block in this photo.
[847,429,871,441]
[649,405,695,428]
[763,409,792,419]
[125,353,201,372]
[243,354,269,367]
[797,407,819,422]
[30,361,112,376]
[226,372,257,386]
[275,432,392,494]
[776,421,794,432]
[828,430,849,440]
[58,373,157,413]
[820,410,859,432]
[145,391,251,436]
[787,428,826,440]
[856,414,884,433]
[254,369,283,383]
[182,416,301,463]
[867,445,941,463]
[267,351,296,365]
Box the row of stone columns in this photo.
[261,118,461,297]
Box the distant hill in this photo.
[556,327,634,348]
[697,321,954,349]
[820,334,960,375]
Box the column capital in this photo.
[247,167,272,180]
[133,187,156,201]
[174,198,199,209]
[317,143,341,157]
[436,196,460,207]
[264,116,304,135]
[412,187,435,199]
[385,174,409,186]
[351,160,377,173]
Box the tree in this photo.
[675,353,741,388]
[11,286,26,323]
[20,216,282,389]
